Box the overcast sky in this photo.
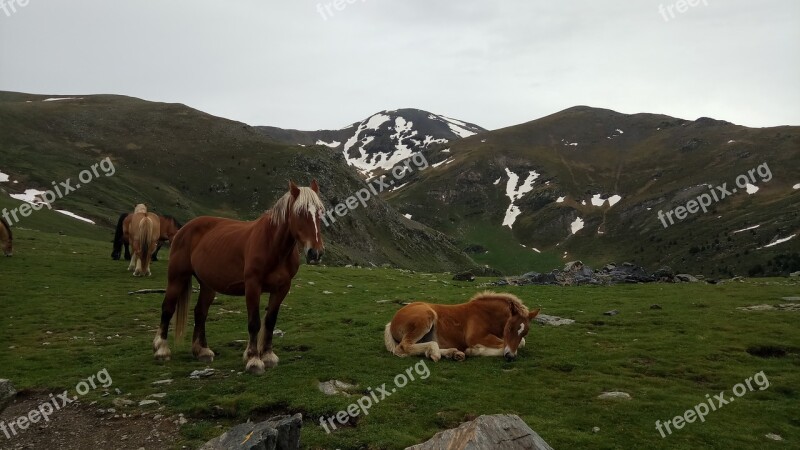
[1,1,798,130]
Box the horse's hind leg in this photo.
[153,275,188,361]
[395,312,442,362]
[191,283,216,363]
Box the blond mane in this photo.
[134,204,147,214]
[269,187,324,225]
[469,291,529,316]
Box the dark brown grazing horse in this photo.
[385,291,540,362]
[126,204,161,277]
[112,213,182,261]
[153,181,325,375]
[0,217,12,256]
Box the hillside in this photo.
[386,106,800,277]
[0,92,476,272]
[256,108,486,178]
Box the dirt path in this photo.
[0,391,182,450]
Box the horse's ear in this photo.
[310,179,319,193]
[289,180,300,198]
[529,309,541,320]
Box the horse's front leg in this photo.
[243,280,265,375]
[258,284,290,368]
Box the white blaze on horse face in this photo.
[308,205,319,243]
[517,322,525,336]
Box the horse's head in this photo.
[502,308,540,361]
[287,180,325,265]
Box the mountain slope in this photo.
[386,106,800,277]
[0,92,476,272]
[256,108,486,177]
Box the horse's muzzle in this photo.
[504,351,516,362]
[306,248,323,265]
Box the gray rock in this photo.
[765,433,783,441]
[676,274,699,282]
[405,414,553,450]
[113,398,135,408]
[790,271,800,277]
[189,368,215,379]
[200,414,302,450]
[598,391,632,400]
[603,310,619,316]
[535,314,575,326]
[452,271,476,282]
[152,379,173,385]
[0,379,17,411]
[139,400,159,407]
[318,380,357,396]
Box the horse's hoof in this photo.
[261,352,279,368]
[453,351,466,361]
[245,358,265,375]
[195,348,215,363]
[426,349,441,362]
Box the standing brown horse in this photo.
[385,291,540,362]
[153,181,325,375]
[112,213,181,261]
[0,217,11,257]
[126,204,161,277]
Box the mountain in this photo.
[386,106,800,277]
[256,108,486,178]
[0,92,476,272]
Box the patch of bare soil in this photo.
[0,391,182,450]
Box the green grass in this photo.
[1,227,799,449]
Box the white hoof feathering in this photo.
[153,336,171,361]
[261,352,279,368]
[246,357,265,375]
[195,347,215,363]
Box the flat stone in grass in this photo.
[152,379,173,386]
[406,414,553,450]
[139,400,159,407]
[603,310,619,316]
[765,433,783,441]
[597,391,632,400]
[737,304,800,312]
[318,380,357,396]
[535,314,575,326]
[0,379,17,411]
[200,414,302,450]
[781,297,800,301]
[189,368,215,379]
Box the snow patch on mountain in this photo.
[502,168,540,228]
[316,140,341,148]
[570,217,584,234]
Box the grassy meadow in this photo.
[1,226,798,449]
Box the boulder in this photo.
[405,414,553,450]
[0,379,16,411]
[535,314,575,326]
[676,274,699,282]
[200,414,302,450]
[453,271,476,282]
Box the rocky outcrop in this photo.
[0,379,16,411]
[491,261,704,287]
[406,414,553,450]
[200,414,302,450]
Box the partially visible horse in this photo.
[385,291,540,362]
[0,217,12,256]
[153,181,325,375]
[112,213,181,261]
[125,204,161,277]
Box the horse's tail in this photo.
[111,213,128,259]
[384,323,398,353]
[138,216,155,272]
[174,276,192,342]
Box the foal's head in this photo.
[502,307,540,361]
[284,180,325,265]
